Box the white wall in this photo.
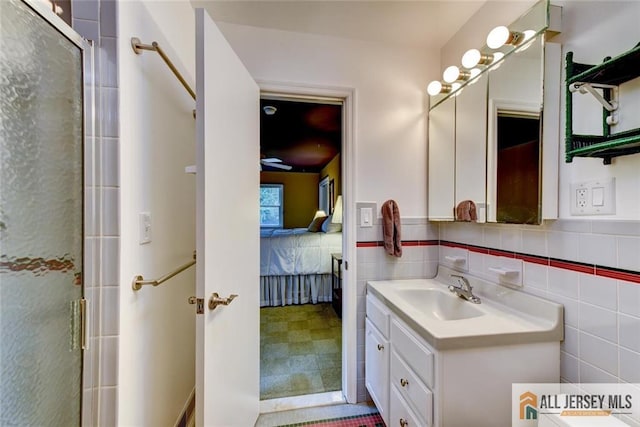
[553,1,640,219]
[216,22,438,217]
[118,1,197,425]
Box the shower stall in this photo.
[1,0,94,425]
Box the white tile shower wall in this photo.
[355,202,439,402]
[72,0,119,425]
[439,220,640,426]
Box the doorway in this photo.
[258,87,354,410]
[0,0,90,425]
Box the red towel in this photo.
[381,200,402,257]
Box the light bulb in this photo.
[443,66,460,83]
[443,66,471,83]
[427,81,442,96]
[462,49,495,69]
[462,49,481,68]
[487,26,511,49]
[427,81,452,96]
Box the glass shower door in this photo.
[1,0,85,425]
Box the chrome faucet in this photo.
[449,274,481,304]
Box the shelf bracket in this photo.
[570,82,618,112]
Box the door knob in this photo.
[209,293,238,311]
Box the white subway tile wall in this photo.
[438,220,640,394]
[72,0,120,425]
[355,204,439,402]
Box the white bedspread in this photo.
[260,228,342,276]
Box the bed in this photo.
[260,228,342,307]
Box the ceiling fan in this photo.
[260,157,292,171]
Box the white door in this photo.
[195,8,260,427]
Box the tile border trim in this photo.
[356,238,640,284]
[356,239,439,248]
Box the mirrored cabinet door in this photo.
[487,35,544,224]
[455,73,488,223]
[428,96,455,220]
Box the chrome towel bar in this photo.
[131,37,196,100]
[132,251,196,291]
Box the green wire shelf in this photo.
[565,42,640,164]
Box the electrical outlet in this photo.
[570,179,615,216]
[576,188,588,208]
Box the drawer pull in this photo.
[377,344,384,351]
[399,418,408,427]
[400,378,409,387]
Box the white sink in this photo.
[367,266,563,350]
[396,288,484,321]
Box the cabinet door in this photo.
[390,385,425,427]
[455,74,488,222]
[365,319,389,424]
[428,96,455,220]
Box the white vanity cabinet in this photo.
[365,285,560,427]
[365,292,391,424]
[367,292,435,427]
[389,318,434,427]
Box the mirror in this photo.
[428,96,455,220]
[455,73,488,223]
[427,0,553,224]
[487,35,544,224]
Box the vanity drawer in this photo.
[366,292,390,339]
[390,384,429,427]
[391,318,434,388]
[391,350,432,424]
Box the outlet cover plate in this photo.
[570,178,615,216]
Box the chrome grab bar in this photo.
[131,37,196,100]
[132,251,196,291]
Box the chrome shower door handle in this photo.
[209,292,238,311]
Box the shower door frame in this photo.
[14,0,97,425]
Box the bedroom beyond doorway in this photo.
[259,94,344,405]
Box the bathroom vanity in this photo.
[365,267,563,426]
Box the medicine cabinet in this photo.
[427,0,561,224]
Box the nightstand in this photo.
[331,252,343,318]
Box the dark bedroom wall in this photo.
[261,171,319,228]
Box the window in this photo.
[260,184,283,228]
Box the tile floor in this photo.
[260,303,342,400]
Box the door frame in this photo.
[258,80,357,404]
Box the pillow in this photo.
[321,215,342,233]
[307,215,328,232]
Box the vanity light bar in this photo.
[427,23,533,98]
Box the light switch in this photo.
[139,212,152,244]
[592,187,604,206]
[360,207,373,228]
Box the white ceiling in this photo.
[192,1,488,49]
